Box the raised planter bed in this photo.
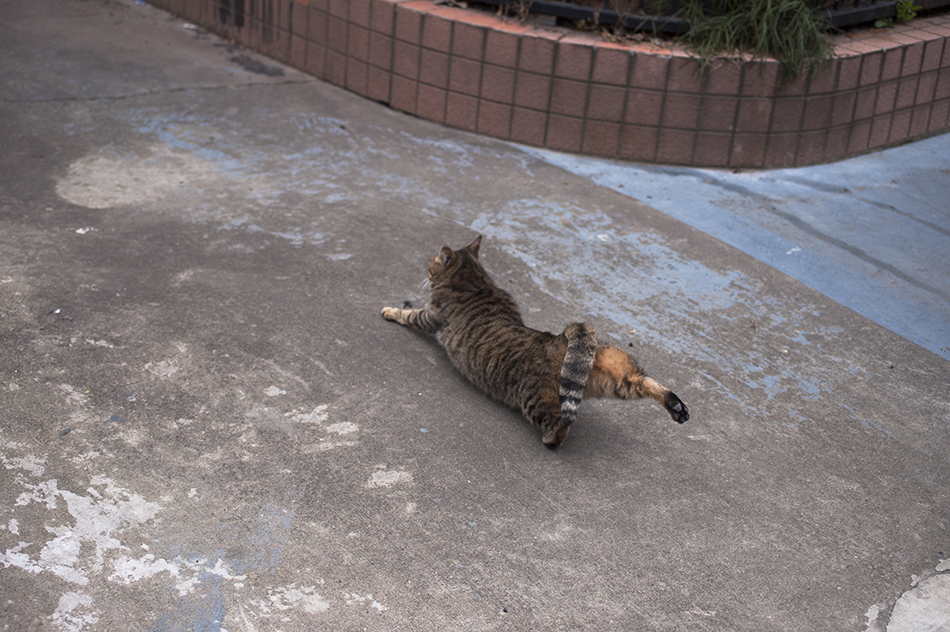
[147,0,950,168]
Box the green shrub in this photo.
[678,0,834,78]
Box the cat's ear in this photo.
[465,235,482,259]
[438,246,454,267]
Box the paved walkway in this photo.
[1,1,948,631]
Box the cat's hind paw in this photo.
[664,392,689,424]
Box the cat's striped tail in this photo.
[559,323,598,427]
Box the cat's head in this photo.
[427,235,482,284]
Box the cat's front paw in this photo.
[664,392,689,424]
[381,306,400,321]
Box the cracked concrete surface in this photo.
[1,1,949,631]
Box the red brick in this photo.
[449,57,481,96]
[888,109,912,143]
[371,0,395,34]
[546,114,584,153]
[625,89,663,127]
[824,126,850,162]
[308,7,328,45]
[349,0,371,27]
[667,57,703,93]
[290,34,307,70]
[894,77,917,110]
[629,54,668,91]
[391,75,418,113]
[550,78,588,117]
[777,67,808,97]
[326,49,347,86]
[922,39,945,72]
[910,104,931,137]
[859,51,883,87]
[348,24,370,61]
[586,84,625,122]
[328,0,347,18]
[310,0,329,12]
[422,14,451,52]
[902,42,924,75]
[692,132,731,167]
[369,32,393,69]
[806,60,837,95]
[735,98,772,133]
[618,124,658,162]
[393,41,420,79]
[656,128,695,165]
[764,133,797,168]
[327,17,347,53]
[881,47,904,82]
[485,29,519,68]
[875,80,899,113]
[916,72,938,105]
[346,59,369,95]
[367,65,392,102]
[930,99,950,132]
[452,22,485,60]
[795,130,826,166]
[801,95,833,131]
[937,68,950,100]
[592,46,630,86]
[480,64,515,103]
[520,36,556,75]
[420,49,449,87]
[514,72,551,110]
[662,93,701,129]
[831,90,856,127]
[445,91,478,131]
[395,5,422,43]
[510,107,548,146]
[697,96,737,132]
[742,62,779,97]
[477,100,512,138]
[555,41,593,81]
[582,120,621,158]
[704,59,742,95]
[305,42,326,78]
[868,114,891,148]
[416,83,447,122]
[854,86,877,120]
[847,119,871,153]
[291,1,308,36]
[837,55,862,91]
[729,133,767,168]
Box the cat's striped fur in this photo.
[381,236,689,448]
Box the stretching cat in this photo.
[381,236,689,448]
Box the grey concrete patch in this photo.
[1,1,949,631]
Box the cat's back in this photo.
[435,274,561,401]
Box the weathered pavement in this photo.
[1,1,949,631]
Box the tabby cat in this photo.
[381,236,689,448]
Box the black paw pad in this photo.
[665,392,689,424]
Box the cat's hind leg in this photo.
[381,306,442,334]
[584,346,689,423]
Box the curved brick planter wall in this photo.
[150,0,950,168]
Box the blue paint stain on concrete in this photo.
[516,134,950,360]
[150,584,227,632]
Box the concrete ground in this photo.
[1,1,948,631]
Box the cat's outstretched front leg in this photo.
[381,305,443,334]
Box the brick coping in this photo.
[149,0,950,168]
